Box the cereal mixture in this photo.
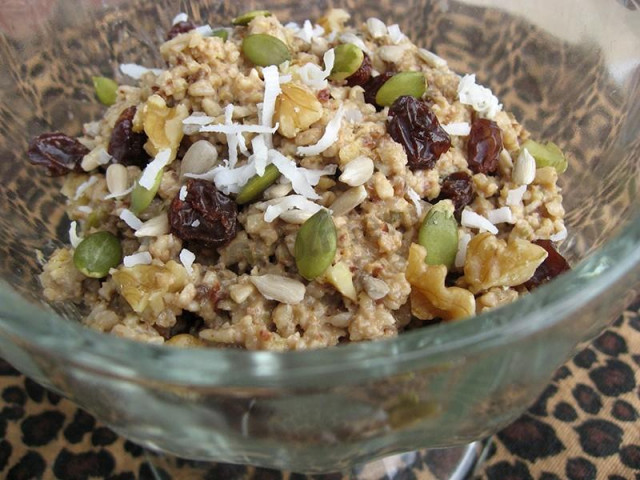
[31,9,571,350]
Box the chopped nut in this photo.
[318,8,350,33]
[325,262,357,301]
[106,163,129,196]
[138,94,189,161]
[464,232,548,294]
[330,185,367,217]
[166,334,206,347]
[274,83,323,138]
[339,156,374,186]
[372,172,394,199]
[362,275,389,300]
[405,243,475,321]
[229,283,255,304]
[134,214,170,238]
[512,148,536,185]
[250,274,306,304]
[179,140,218,180]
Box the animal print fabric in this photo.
[0,298,638,480]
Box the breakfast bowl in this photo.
[0,0,638,477]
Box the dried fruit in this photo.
[27,132,89,176]
[346,54,372,87]
[464,232,548,294]
[92,76,118,106]
[418,200,458,269]
[387,96,451,170]
[524,240,570,290]
[108,106,149,168]
[73,231,122,278]
[330,43,365,82]
[138,94,189,160]
[521,139,568,174]
[232,10,272,26]
[363,71,394,107]
[467,118,503,174]
[169,179,238,248]
[242,34,291,67]
[236,164,281,205]
[295,209,337,280]
[438,171,475,218]
[274,83,323,138]
[167,20,196,40]
[375,72,426,107]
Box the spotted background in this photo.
[0,297,637,480]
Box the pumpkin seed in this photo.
[521,139,568,174]
[211,28,229,41]
[375,72,426,107]
[92,76,118,106]
[236,164,281,205]
[294,209,337,280]
[232,10,272,26]
[242,34,291,67]
[73,231,122,278]
[131,169,163,215]
[418,200,458,269]
[329,43,364,81]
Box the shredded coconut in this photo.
[417,48,447,68]
[139,149,171,190]
[406,187,423,217]
[104,185,134,200]
[297,48,335,90]
[366,18,387,38]
[74,176,98,200]
[194,25,214,36]
[458,74,502,119]
[76,206,93,214]
[461,208,498,234]
[339,33,371,55]
[344,106,363,123]
[487,207,515,224]
[441,122,471,136]
[455,232,472,268]
[506,185,527,206]
[179,186,188,201]
[172,12,188,25]
[294,20,324,43]
[550,226,568,242]
[95,147,112,165]
[183,114,215,125]
[123,252,152,268]
[262,195,324,222]
[191,219,201,227]
[119,63,164,79]
[269,150,336,200]
[190,160,258,195]
[387,24,405,44]
[69,221,82,248]
[179,248,196,275]
[224,104,238,167]
[119,209,144,230]
[251,135,269,176]
[297,105,344,156]
[261,65,281,148]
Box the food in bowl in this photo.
[30,8,571,350]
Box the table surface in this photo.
[0,298,638,480]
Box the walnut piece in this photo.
[274,83,323,138]
[405,243,475,321]
[464,232,548,294]
[137,94,188,161]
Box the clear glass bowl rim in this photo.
[1,212,638,388]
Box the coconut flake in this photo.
[455,232,472,268]
[406,187,423,217]
[172,12,188,25]
[550,226,568,242]
[417,48,447,68]
[77,206,93,214]
[191,161,257,195]
[69,221,82,248]
[269,150,335,200]
[297,48,335,90]
[123,252,152,268]
[198,123,278,135]
[339,33,371,55]
[297,105,344,156]
[251,135,269,176]
[179,186,188,201]
[487,207,515,224]
[461,208,498,234]
[119,209,143,230]
[223,104,239,167]
[261,65,281,147]
[191,219,201,227]
[458,74,502,119]
[194,25,213,36]
[120,63,164,79]
[262,195,324,222]
[104,185,134,200]
[183,114,215,125]
[366,18,387,38]
[250,274,306,304]
[74,176,98,200]
[139,149,171,190]
[441,122,471,136]
[295,19,324,43]
[387,24,405,44]
[506,185,527,206]
[179,248,196,275]
[344,107,363,123]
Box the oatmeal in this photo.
[31,9,570,350]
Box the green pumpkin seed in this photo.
[294,209,337,280]
[92,76,118,106]
[130,169,163,215]
[418,200,458,269]
[242,34,291,67]
[232,10,272,26]
[375,72,426,107]
[236,164,281,205]
[329,43,364,81]
[521,139,568,174]
[73,231,122,278]
[211,28,229,41]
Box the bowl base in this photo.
[143,438,491,479]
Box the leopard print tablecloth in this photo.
[0,298,638,480]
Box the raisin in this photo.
[166,20,197,40]
[467,118,503,174]
[27,132,89,176]
[108,106,149,168]
[346,54,372,87]
[363,71,394,108]
[387,95,451,170]
[155,311,204,340]
[438,171,475,218]
[169,179,238,248]
[524,239,571,290]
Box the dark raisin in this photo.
[524,240,571,290]
[387,95,451,170]
[155,311,204,339]
[27,133,89,176]
[166,20,197,40]
[346,54,372,87]
[438,171,475,218]
[169,179,238,248]
[467,118,503,174]
[363,71,394,108]
[108,106,149,168]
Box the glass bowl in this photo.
[0,0,638,475]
